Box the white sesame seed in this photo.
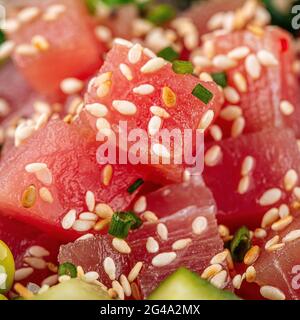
[209,125,223,141]
[172,238,192,251]
[244,246,260,265]
[152,143,171,159]
[146,237,159,253]
[148,116,162,136]
[210,270,227,289]
[227,46,250,60]
[204,145,222,167]
[102,164,113,186]
[72,220,94,232]
[265,235,280,250]
[220,105,242,121]
[280,100,295,116]
[237,175,251,194]
[231,116,245,138]
[198,110,214,131]
[133,196,147,213]
[271,215,293,232]
[119,63,133,81]
[245,266,256,283]
[60,78,83,95]
[152,252,177,267]
[83,271,100,283]
[112,238,131,254]
[96,118,111,134]
[201,264,223,280]
[61,209,76,230]
[0,98,10,117]
[76,234,94,242]
[114,38,133,48]
[257,50,278,66]
[112,280,125,300]
[24,257,46,270]
[103,257,116,281]
[212,55,236,70]
[133,84,155,95]
[25,162,47,173]
[85,191,95,212]
[241,156,255,176]
[260,286,285,300]
[192,216,208,235]
[120,275,132,297]
[28,246,50,258]
[128,43,143,64]
[79,212,98,221]
[254,228,267,239]
[157,223,168,241]
[261,208,279,228]
[43,4,66,21]
[128,262,143,282]
[150,106,170,119]
[58,275,71,283]
[224,86,240,104]
[85,103,108,118]
[18,6,40,23]
[0,41,15,60]
[294,187,300,200]
[141,57,167,73]
[199,72,213,82]
[232,274,243,289]
[41,274,58,287]
[258,188,282,206]
[233,72,247,93]
[2,19,20,34]
[245,54,261,79]
[35,167,52,185]
[32,35,50,51]
[142,210,158,223]
[192,55,212,68]
[14,267,34,281]
[112,100,137,115]
[94,25,112,43]
[15,44,38,56]
[210,250,228,264]
[278,204,290,219]
[266,243,285,252]
[207,12,224,30]
[282,229,300,243]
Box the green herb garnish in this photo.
[146,4,176,25]
[127,178,144,194]
[58,262,77,278]
[0,30,5,46]
[211,72,227,88]
[158,47,179,62]
[109,211,142,238]
[230,226,251,262]
[172,60,194,74]
[192,83,213,104]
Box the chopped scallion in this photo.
[58,262,77,278]
[192,84,213,104]
[127,178,144,194]
[158,47,179,62]
[109,211,142,238]
[230,226,251,262]
[0,30,5,46]
[211,72,227,88]
[146,4,176,25]
[172,60,194,74]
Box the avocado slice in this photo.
[148,268,240,300]
[30,279,112,300]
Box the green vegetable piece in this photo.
[58,262,77,278]
[0,240,15,294]
[127,178,144,194]
[109,211,142,238]
[146,4,176,25]
[0,294,7,300]
[192,83,213,104]
[172,60,194,74]
[0,30,5,46]
[230,226,251,262]
[158,47,179,62]
[211,72,227,88]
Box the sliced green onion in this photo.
[58,262,77,278]
[172,60,194,74]
[192,84,213,104]
[109,211,142,238]
[0,30,5,46]
[158,47,179,62]
[211,72,227,88]
[146,4,176,25]
[127,178,144,194]
[230,226,251,262]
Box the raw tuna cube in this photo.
[84,41,223,182]
[203,128,300,230]
[0,216,61,290]
[128,181,230,298]
[6,0,103,96]
[196,26,300,139]
[253,216,300,300]
[0,119,144,239]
